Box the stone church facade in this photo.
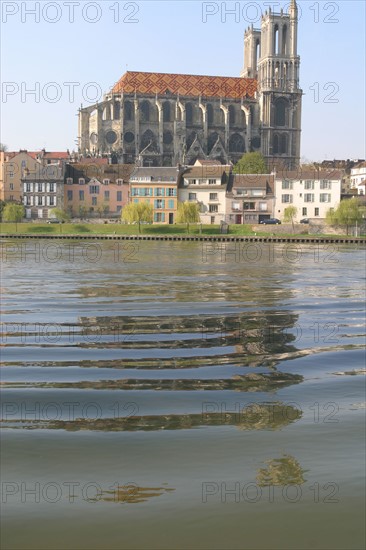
[78,1,301,169]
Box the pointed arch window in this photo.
[186,103,193,125]
[124,101,134,121]
[282,25,288,55]
[274,98,288,127]
[274,24,279,55]
[280,134,287,154]
[140,101,150,122]
[163,102,171,122]
[207,104,214,126]
[229,105,236,125]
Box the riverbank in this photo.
[1,233,365,244]
[1,222,365,244]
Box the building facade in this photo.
[350,162,366,195]
[0,151,40,203]
[78,1,301,170]
[226,174,275,224]
[274,169,342,220]
[179,165,231,225]
[22,165,64,219]
[64,163,134,217]
[129,167,180,224]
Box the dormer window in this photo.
[79,178,85,185]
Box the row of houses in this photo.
[1,151,364,224]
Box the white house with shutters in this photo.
[22,165,64,219]
[274,169,342,220]
[178,164,231,224]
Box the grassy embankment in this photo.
[0,222,364,239]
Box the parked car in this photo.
[47,219,61,224]
[300,218,309,224]
[260,218,282,225]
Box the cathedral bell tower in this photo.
[242,0,302,169]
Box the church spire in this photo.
[289,0,298,19]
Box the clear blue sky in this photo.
[1,0,365,161]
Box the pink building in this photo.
[64,163,135,218]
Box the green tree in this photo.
[121,202,153,233]
[283,205,298,231]
[326,198,365,235]
[234,152,268,175]
[0,200,6,220]
[50,208,70,233]
[78,205,88,220]
[176,201,200,233]
[2,203,25,232]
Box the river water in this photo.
[1,239,365,550]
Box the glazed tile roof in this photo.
[112,71,257,99]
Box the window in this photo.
[168,199,174,209]
[282,180,293,190]
[79,190,84,201]
[281,194,293,203]
[49,196,55,206]
[117,191,122,202]
[104,191,110,200]
[10,195,14,201]
[189,193,196,200]
[103,179,110,185]
[304,194,314,203]
[305,180,314,190]
[302,207,307,216]
[314,208,319,216]
[37,196,43,206]
[67,190,73,201]
[167,188,175,196]
[92,197,97,206]
[25,196,31,206]
[90,185,99,194]
[244,202,255,210]
[232,202,241,211]
[21,160,26,168]
[116,179,123,186]
[154,212,165,222]
[155,188,164,196]
[208,179,216,185]
[210,216,215,224]
[320,193,331,202]
[209,204,218,213]
[320,180,332,190]
[37,183,43,192]
[155,199,165,209]
[49,183,54,192]
[209,193,218,200]
[26,183,31,192]
[140,100,150,122]
[9,172,14,178]
[78,178,85,185]
[259,202,267,211]
[10,183,14,190]
[66,177,73,185]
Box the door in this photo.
[169,213,174,224]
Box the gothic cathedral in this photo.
[78,0,301,169]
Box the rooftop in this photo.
[111,71,257,100]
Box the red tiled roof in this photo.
[42,152,70,159]
[112,71,257,99]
